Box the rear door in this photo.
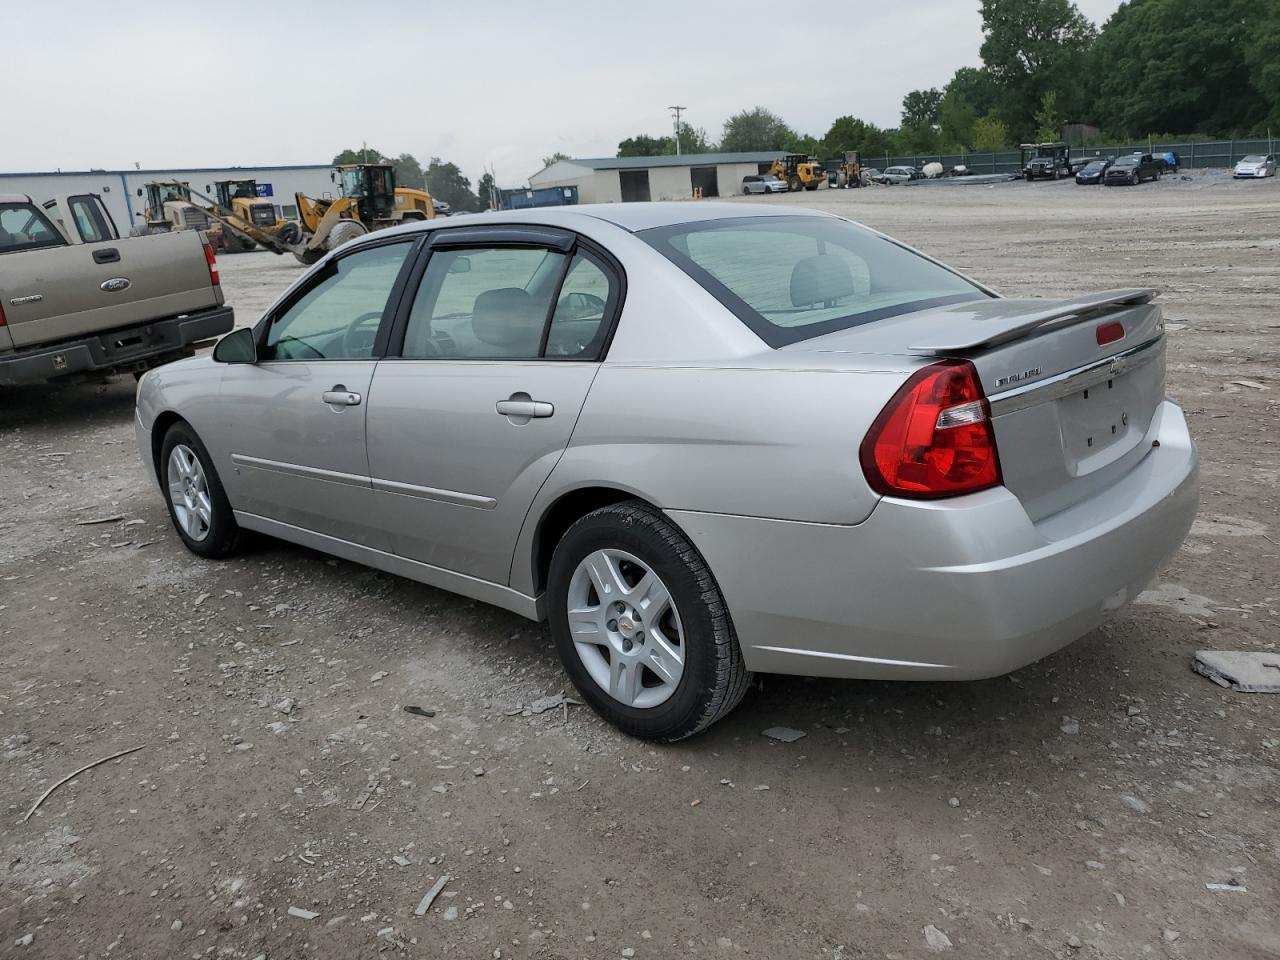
[364,226,621,583]
[218,238,418,548]
[0,201,218,348]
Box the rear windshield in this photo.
[641,215,990,347]
[0,203,64,253]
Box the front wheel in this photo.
[160,422,244,559]
[548,502,750,741]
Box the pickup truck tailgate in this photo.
[0,230,222,348]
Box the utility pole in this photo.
[669,105,687,155]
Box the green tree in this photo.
[939,90,978,149]
[819,116,897,159]
[782,131,819,156]
[675,123,713,154]
[1034,90,1062,141]
[972,114,1010,151]
[475,171,497,210]
[333,146,386,165]
[331,148,426,193]
[1089,0,1268,137]
[901,88,944,129]
[541,151,572,167]
[617,134,672,157]
[425,157,480,212]
[720,107,794,152]
[945,67,1001,118]
[979,0,1095,135]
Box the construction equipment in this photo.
[767,154,825,192]
[832,151,863,188]
[287,164,437,264]
[134,182,221,243]
[1020,142,1079,180]
[210,180,283,253]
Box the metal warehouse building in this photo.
[0,164,335,232]
[529,152,784,203]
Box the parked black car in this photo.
[1075,159,1112,184]
[1104,153,1162,185]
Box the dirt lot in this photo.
[2,172,1278,960]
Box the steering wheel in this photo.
[342,311,384,356]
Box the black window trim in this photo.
[0,201,66,254]
[254,234,424,362]
[381,226,627,364]
[639,214,990,349]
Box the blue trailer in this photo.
[500,185,579,210]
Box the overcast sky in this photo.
[7,0,1124,186]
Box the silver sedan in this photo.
[136,204,1199,740]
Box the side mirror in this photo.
[212,327,257,364]
[136,188,143,197]
[447,255,471,275]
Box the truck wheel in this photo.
[159,422,244,559]
[788,176,801,192]
[325,219,367,251]
[548,501,751,741]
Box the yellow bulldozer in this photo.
[831,151,863,188]
[210,180,285,253]
[767,154,825,192]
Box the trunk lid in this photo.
[785,290,1168,521]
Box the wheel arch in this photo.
[527,485,658,597]
[149,410,189,485]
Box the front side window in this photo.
[262,241,413,361]
[402,246,567,359]
[643,215,989,348]
[0,203,63,252]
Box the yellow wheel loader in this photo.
[134,182,221,245]
[289,164,436,264]
[210,180,284,253]
[767,154,825,192]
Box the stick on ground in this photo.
[21,745,147,823]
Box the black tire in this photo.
[159,421,244,559]
[547,501,750,741]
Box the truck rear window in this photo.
[0,203,64,253]
[641,215,989,347]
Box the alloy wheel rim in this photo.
[566,548,685,709]
[166,444,213,542]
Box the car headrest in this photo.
[790,254,855,308]
[472,287,544,352]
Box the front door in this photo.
[365,235,620,584]
[219,238,417,549]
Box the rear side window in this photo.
[0,203,63,253]
[642,215,989,347]
[68,196,112,243]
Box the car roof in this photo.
[0,193,33,204]
[432,202,830,234]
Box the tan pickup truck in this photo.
[0,192,232,385]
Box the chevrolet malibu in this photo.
[136,204,1199,740]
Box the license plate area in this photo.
[1059,372,1147,473]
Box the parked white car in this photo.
[1233,154,1276,178]
[874,166,920,185]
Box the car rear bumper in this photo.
[0,305,233,385]
[670,400,1198,681]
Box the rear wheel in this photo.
[548,502,750,741]
[160,422,243,559]
[788,176,801,192]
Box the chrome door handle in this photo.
[495,399,554,418]
[322,390,362,406]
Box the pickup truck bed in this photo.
[1,192,233,385]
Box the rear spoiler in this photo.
[909,288,1158,353]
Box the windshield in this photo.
[226,181,256,199]
[340,167,366,198]
[642,215,990,348]
[1112,158,1137,168]
[1241,155,1265,163]
[1084,162,1106,171]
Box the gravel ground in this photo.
[2,170,1278,959]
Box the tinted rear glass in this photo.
[641,215,990,347]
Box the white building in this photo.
[529,152,786,203]
[0,164,337,232]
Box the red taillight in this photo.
[859,360,1002,499]
[0,301,6,327]
[203,239,220,287]
[1096,321,1124,346]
